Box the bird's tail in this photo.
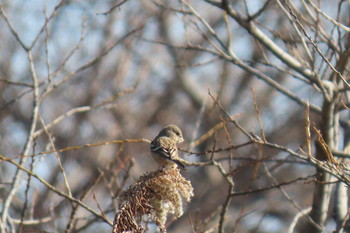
[174,160,188,171]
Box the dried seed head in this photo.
[113,167,193,233]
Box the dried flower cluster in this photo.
[112,167,193,233]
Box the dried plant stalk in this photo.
[113,167,193,233]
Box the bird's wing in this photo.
[150,136,178,160]
[151,136,188,170]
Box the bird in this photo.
[150,125,188,170]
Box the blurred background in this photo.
[0,0,349,232]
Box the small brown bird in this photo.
[150,125,187,170]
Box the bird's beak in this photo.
[178,137,184,143]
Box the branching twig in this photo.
[1,51,40,232]
[8,139,150,161]
[0,154,113,226]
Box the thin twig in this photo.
[305,101,312,157]
[96,0,128,15]
[218,185,234,233]
[1,51,40,232]
[262,162,325,232]
[40,26,144,102]
[0,154,113,226]
[38,115,72,197]
[28,0,65,50]
[231,174,316,197]
[190,114,241,147]
[0,5,28,50]
[7,138,150,161]
[212,159,234,233]
[12,216,53,225]
[305,0,350,32]
[285,1,350,88]
[18,141,36,232]
[252,88,266,142]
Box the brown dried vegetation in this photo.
[113,167,193,233]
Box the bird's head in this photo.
[158,125,184,143]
